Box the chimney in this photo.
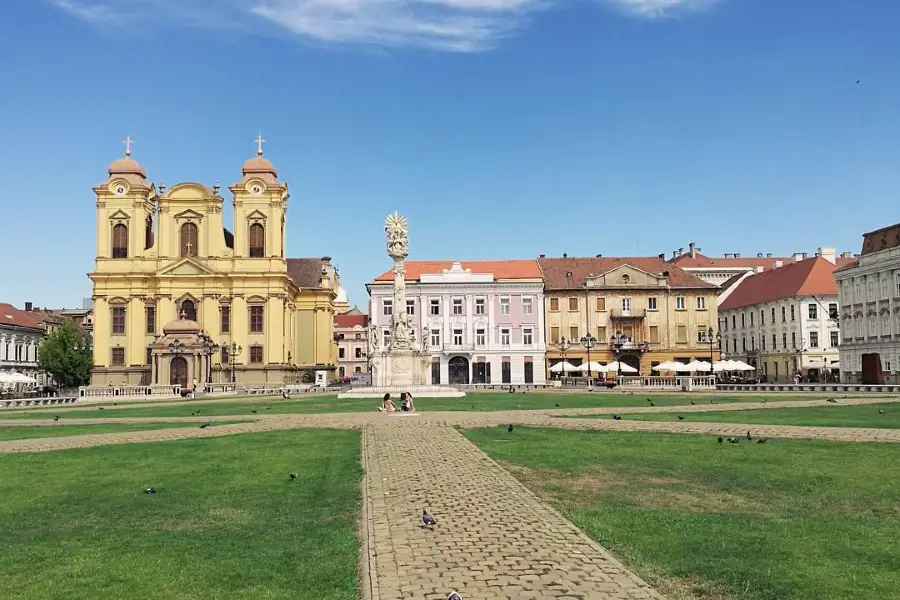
[757,253,763,258]
[802,252,808,259]
[689,242,697,258]
[539,254,545,258]
[724,253,733,259]
[817,246,836,264]
[756,266,765,273]
[734,253,741,258]
[562,252,568,258]
[678,247,684,256]
[840,251,852,258]
[595,254,602,258]
[766,253,773,258]
[792,252,804,262]
[774,260,783,269]
[658,253,665,260]
[24,302,33,312]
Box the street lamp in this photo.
[201,336,220,385]
[707,327,721,379]
[229,342,243,384]
[611,330,625,378]
[555,337,571,381]
[580,333,597,380]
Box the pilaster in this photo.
[93,298,109,367]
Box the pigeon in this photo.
[746,430,752,441]
[756,438,769,444]
[53,416,60,422]
[507,424,514,433]
[448,592,462,600]
[113,403,118,407]
[717,437,723,444]
[727,437,739,444]
[266,406,272,410]
[289,472,297,481]
[422,510,437,528]
[677,415,685,421]
[98,407,105,411]
[826,398,838,404]
[879,409,885,415]
[648,400,655,407]
[613,415,622,421]
[762,398,767,403]
[251,410,258,414]
[690,400,695,406]
[199,423,210,429]
[144,487,156,495]
[555,403,560,408]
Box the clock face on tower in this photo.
[250,184,262,195]
[114,185,126,196]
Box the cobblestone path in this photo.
[362,425,662,600]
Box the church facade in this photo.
[89,139,339,387]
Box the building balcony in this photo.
[440,343,480,354]
[610,309,646,319]
[609,340,652,352]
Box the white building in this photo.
[718,249,851,383]
[833,223,900,384]
[368,261,547,386]
[0,302,45,390]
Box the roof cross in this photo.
[255,133,265,156]
[123,136,133,156]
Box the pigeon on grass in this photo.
[144,487,156,495]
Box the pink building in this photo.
[334,312,368,380]
[367,261,547,385]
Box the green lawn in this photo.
[607,402,900,429]
[4,392,827,420]
[466,427,900,600]
[0,421,250,441]
[0,429,362,600]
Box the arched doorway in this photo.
[448,356,469,385]
[170,356,188,386]
[620,354,641,375]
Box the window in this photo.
[406,299,415,315]
[761,336,766,350]
[452,298,464,315]
[146,347,153,366]
[501,358,511,384]
[355,366,362,373]
[772,333,777,349]
[569,326,578,341]
[882,278,890,299]
[676,325,687,343]
[741,313,745,327]
[751,336,755,351]
[476,329,486,346]
[524,359,534,384]
[808,304,818,319]
[522,296,533,314]
[597,326,607,341]
[221,346,230,364]
[111,347,125,366]
[568,297,578,311]
[220,304,231,333]
[249,223,265,257]
[355,333,361,341]
[622,298,632,312]
[791,332,796,348]
[782,332,787,348]
[180,299,196,322]
[339,366,345,377]
[828,303,838,319]
[830,331,839,347]
[339,347,345,359]
[697,297,707,310]
[355,347,362,359]
[501,328,511,346]
[523,328,533,345]
[732,315,736,329]
[453,329,463,345]
[383,329,391,346]
[896,273,900,296]
[250,305,264,333]
[550,297,560,312]
[649,325,659,343]
[596,297,607,311]
[648,297,658,311]
[475,298,486,315]
[429,298,440,315]
[867,279,874,300]
[676,297,686,310]
[430,329,440,346]
[111,306,126,335]
[883,316,891,336]
[145,306,156,334]
[250,346,264,363]
[180,222,198,257]
[790,305,795,321]
[760,310,765,325]
[781,306,786,322]
[111,224,128,258]
[550,326,559,344]
[742,337,747,351]
[809,331,819,348]
[750,312,754,327]
[499,297,510,315]
[697,327,708,343]
[732,339,737,353]
[383,299,393,316]
[771,307,776,322]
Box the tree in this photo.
[38,320,92,389]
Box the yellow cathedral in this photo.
[89,138,340,387]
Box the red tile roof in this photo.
[719,257,853,310]
[538,257,715,291]
[373,260,542,283]
[334,314,368,328]
[0,303,44,330]
[669,252,792,270]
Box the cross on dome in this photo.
[123,136,133,156]
[255,133,265,156]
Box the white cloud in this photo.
[50,0,719,51]
[603,0,715,18]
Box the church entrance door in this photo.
[170,357,188,386]
[448,356,469,385]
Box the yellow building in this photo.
[88,139,339,387]
[538,256,721,375]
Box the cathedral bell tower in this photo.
[229,135,288,260]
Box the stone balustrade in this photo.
[718,383,900,393]
[78,385,181,400]
[1,396,80,409]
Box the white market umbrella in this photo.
[652,361,682,372]
[0,373,17,384]
[2,372,35,384]
[605,361,638,374]
[830,362,840,369]
[550,361,579,373]
[684,360,712,372]
[712,360,732,372]
[730,360,756,371]
[668,362,694,372]
[577,361,607,373]
[804,361,829,369]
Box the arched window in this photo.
[249,223,265,258]
[112,224,128,258]
[180,222,198,257]
[145,216,154,250]
[180,299,197,322]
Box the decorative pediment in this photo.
[157,258,216,277]
[419,262,494,284]
[586,264,666,288]
[247,209,268,221]
[108,209,131,221]
[173,209,204,221]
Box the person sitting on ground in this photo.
[282,389,291,399]
[377,393,396,412]
[400,391,415,412]
[405,392,415,412]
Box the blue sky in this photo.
[1,0,898,310]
